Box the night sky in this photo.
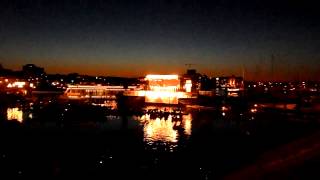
[0,0,319,80]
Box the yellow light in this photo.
[183,114,192,136]
[143,117,178,143]
[7,108,23,123]
[185,80,192,93]
[144,91,190,104]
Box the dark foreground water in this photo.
[0,99,320,179]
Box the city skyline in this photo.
[0,0,319,80]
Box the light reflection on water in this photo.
[7,107,23,123]
[143,115,178,143]
[136,112,192,151]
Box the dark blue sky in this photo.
[0,0,319,80]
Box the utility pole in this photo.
[271,54,275,82]
[242,64,245,81]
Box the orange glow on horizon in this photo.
[145,74,179,80]
[5,61,319,81]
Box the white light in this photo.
[7,82,26,88]
[250,108,257,113]
[222,106,228,111]
[227,88,240,92]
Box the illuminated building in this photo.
[65,74,194,104]
[184,80,192,93]
[64,85,130,99]
[216,75,243,89]
[145,74,180,91]
[182,69,201,93]
[197,75,244,97]
[144,74,193,104]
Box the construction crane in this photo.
[185,63,196,69]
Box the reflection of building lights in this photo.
[228,92,239,97]
[254,104,258,107]
[143,117,178,143]
[92,100,117,109]
[7,108,23,123]
[183,114,192,136]
[138,112,192,150]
